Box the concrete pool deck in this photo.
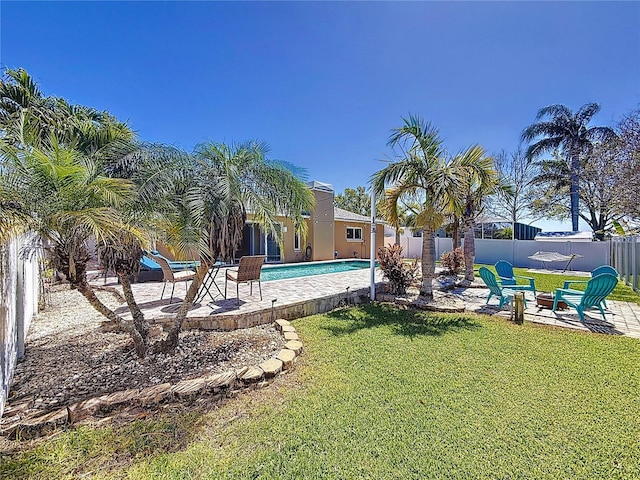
[91,266,640,339]
[94,266,386,330]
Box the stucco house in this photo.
[239,181,385,262]
[156,181,385,264]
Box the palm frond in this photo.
[535,104,572,121]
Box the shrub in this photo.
[440,247,465,275]
[377,244,419,295]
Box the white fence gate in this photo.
[611,236,640,293]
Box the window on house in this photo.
[294,230,301,251]
[346,227,363,241]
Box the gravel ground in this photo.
[4,285,285,414]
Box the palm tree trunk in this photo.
[463,222,476,281]
[157,262,209,353]
[420,227,436,300]
[570,151,580,232]
[75,279,147,357]
[117,271,150,348]
[452,215,460,249]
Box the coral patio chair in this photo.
[479,267,526,309]
[494,260,537,297]
[562,265,618,308]
[148,253,196,304]
[553,273,618,322]
[225,255,266,305]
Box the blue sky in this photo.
[2,1,639,231]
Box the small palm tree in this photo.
[521,103,616,231]
[156,141,316,352]
[96,233,150,351]
[452,146,510,281]
[373,115,464,300]
[1,68,154,356]
[0,134,153,356]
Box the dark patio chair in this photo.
[225,255,266,305]
[148,253,196,304]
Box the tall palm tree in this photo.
[453,146,510,281]
[156,141,316,352]
[521,103,616,231]
[372,115,464,300]
[1,68,133,153]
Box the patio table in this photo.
[194,262,233,304]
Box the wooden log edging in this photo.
[0,319,303,440]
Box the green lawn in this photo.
[3,304,640,479]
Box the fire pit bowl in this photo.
[536,292,567,310]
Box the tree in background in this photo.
[373,115,463,300]
[611,108,640,223]
[530,108,640,239]
[521,103,616,232]
[487,147,539,226]
[334,186,371,217]
[335,185,416,245]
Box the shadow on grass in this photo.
[0,410,207,479]
[322,303,480,338]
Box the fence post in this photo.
[632,237,638,293]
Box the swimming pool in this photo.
[261,260,373,282]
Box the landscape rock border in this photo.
[1,319,302,441]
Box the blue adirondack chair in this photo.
[494,260,537,297]
[479,267,527,308]
[553,273,618,322]
[563,265,618,308]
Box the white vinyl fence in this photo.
[611,236,640,293]
[398,235,610,272]
[1,236,40,418]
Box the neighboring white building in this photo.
[534,231,593,242]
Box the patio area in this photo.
[93,266,640,339]
[92,266,386,331]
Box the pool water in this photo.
[261,260,372,282]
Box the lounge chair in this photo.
[145,251,200,270]
[562,265,618,308]
[225,255,266,305]
[553,273,618,322]
[479,267,526,308]
[148,253,196,304]
[494,260,537,297]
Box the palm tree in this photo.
[1,68,158,356]
[0,134,152,356]
[453,146,509,281]
[521,103,616,231]
[156,141,316,352]
[96,233,150,350]
[372,115,464,300]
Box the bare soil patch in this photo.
[2,285,284,427]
